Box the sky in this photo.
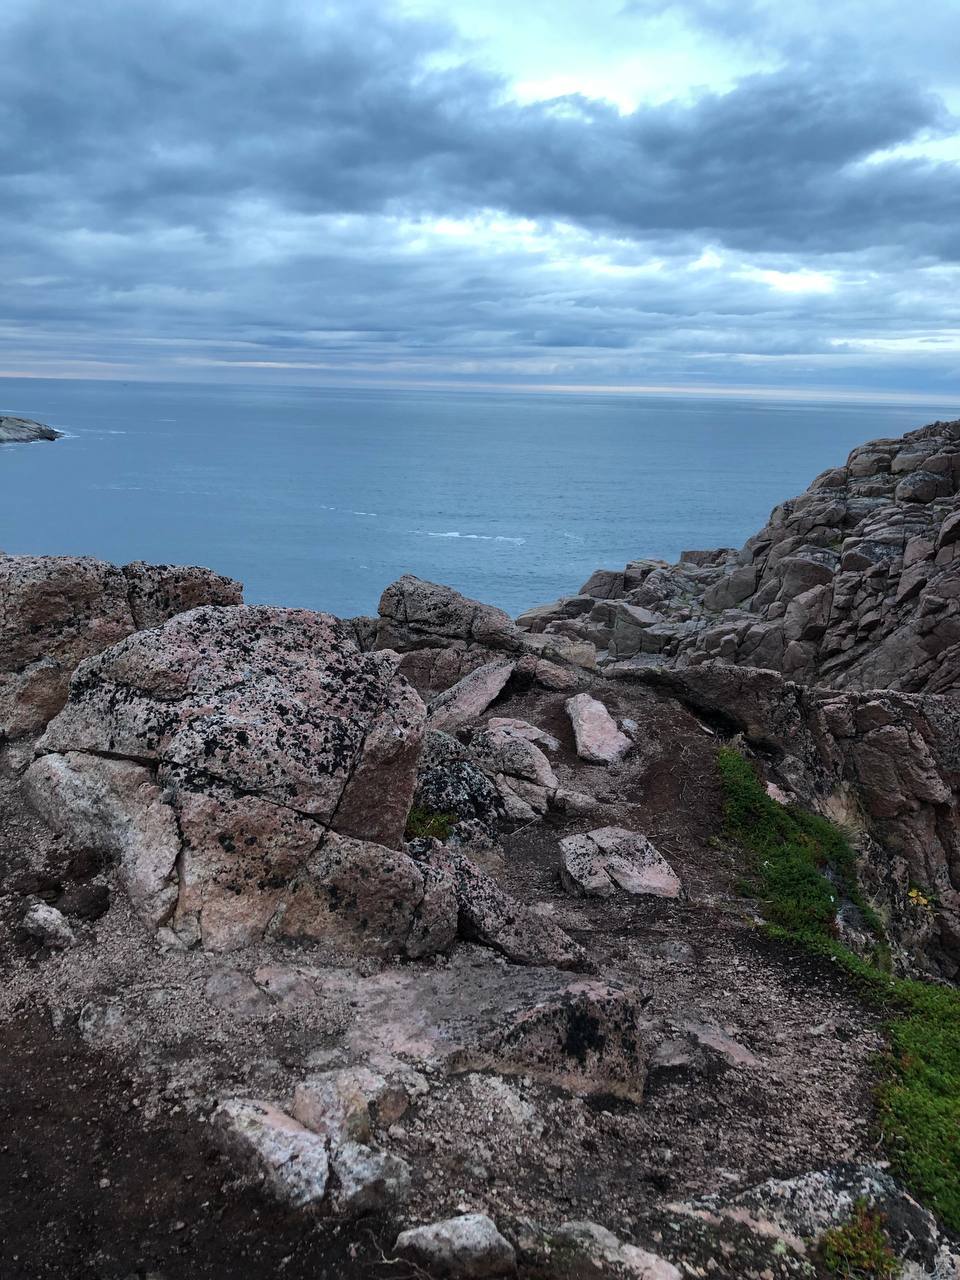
[2,0,960,397]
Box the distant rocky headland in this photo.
[0,414,62,443]
[2,417,960,1278]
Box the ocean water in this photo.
[0,379,953,619]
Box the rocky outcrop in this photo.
[520,419,960,698]
[24,604,443,953]
[0,415,62,443]
[413,717,596,831]
[10,418,960,1275]
[23,602,583,965]
[676,1164,960,1279]
[633,662,960,976]
[375,574,595,698]
[0,555,242,742]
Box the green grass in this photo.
[404,805,457,841]
[717,748,960,1232]
[819,1200,902,1278]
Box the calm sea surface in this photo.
[0,379,953,618]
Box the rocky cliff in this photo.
[2,417,960,1280]
[519,418,960,697]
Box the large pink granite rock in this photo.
[24,604,452,954]
[0,554,242,742]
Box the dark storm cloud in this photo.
[2,0,955,251]
[1,0,959,389]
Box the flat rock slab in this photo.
[565,693,632,764]
[258,950,648,1100]
[484,716,560,752]
[426,659,516,731]
[559,827,682,900]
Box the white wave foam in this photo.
[411,530,526,545]
[318,504,378,516]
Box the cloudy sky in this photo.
[3,0,960,396]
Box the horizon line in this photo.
[0,369,958,409]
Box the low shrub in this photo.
[819,1199,902,1278]
[404,805,457,841]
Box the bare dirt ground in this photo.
[0,674,886,1279]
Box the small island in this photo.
[0,415,63,444]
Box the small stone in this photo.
[329,1142,411,1216]
[22,902,75,948]
[395,1213,517,1277]
[559,828,681,900]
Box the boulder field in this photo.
[2,420,960,1279]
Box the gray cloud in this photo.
[1,0,959,391]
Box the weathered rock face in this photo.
[635,662,960,977]
[24,604,450,954]
[678,1164,960,1280]
[376,575,595,698]
[521,419,960,697]
[0,555,242,742]
[378,574,525,656]
[0,415,62,443]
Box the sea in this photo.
[0,379,954,620]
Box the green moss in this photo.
[716,748,880,937]
[717,748,960,1232]
[819,1200,902,1278]
[404,805,457,841]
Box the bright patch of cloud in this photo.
[743,268,836,294]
